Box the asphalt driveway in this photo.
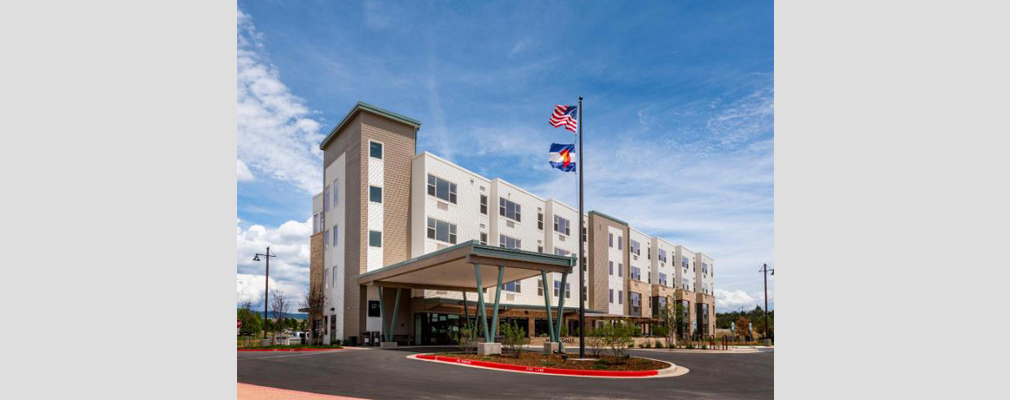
[238,346,773,399]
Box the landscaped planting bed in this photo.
[443,352,667,371]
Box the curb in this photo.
[237,347,345,351]
[409,353,686,379]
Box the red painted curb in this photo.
[416,354,661,377]
[238,347,345,351]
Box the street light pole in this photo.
[253,247,277,340]
[759,263,774,341]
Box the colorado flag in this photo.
[548,143,576,172]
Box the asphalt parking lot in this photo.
[238,346,773,399]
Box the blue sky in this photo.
[237,0,773,312]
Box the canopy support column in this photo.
[386,288,402,342]
[540,271,556,343]
[490,265,504,340]
[378,286,386,339]
[555,272,568,339]
[473,264,491,343]
[462,291,470,329]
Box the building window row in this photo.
[427,174,457,204]
[503,280,521,293]
[499,198,521,222]
[499,234,521,250]
[426,217,457,244]
[554,215,571,236]
[553,281,571,299]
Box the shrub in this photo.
[654,340,663,348]
[600,320,635,364]
[500,322,528,358]
[586,330,606,357]
[701,344,708,350]
[453,324,479,354]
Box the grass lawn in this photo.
[445,352,667,371]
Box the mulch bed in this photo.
[445,352,667,371]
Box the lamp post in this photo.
[758,263,774,343]
[253,247,277,340]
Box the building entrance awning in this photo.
[356,240,576,345]
[357,240,574,291]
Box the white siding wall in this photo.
[676,246,696,292]
[545,200,580,308]
[323,152,346,341]
[629,228,650,285]
[366,146,384,272]
[607,226,624,315]
[696,253,714,295]
[653,238,675,290]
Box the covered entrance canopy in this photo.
[357,240,576,344]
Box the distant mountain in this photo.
[238,309,308,320]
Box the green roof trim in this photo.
[319,102,422,150]
[589,210,629,226]
[357,240,576,280]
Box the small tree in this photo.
[600,320,635,364]
[301,286,326,343]
[586,327,605,357]
[735,316,751,339]
[453,323,479,354]
[673,301,687,340]
[270,290,289,342]
[500,322,527,358]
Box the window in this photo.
[369,230,382,247]
[480,195,488,215]
[427,175,457,204]
[499,234,521,249]
[631,266,641,281]
[659,272,668,286]
[324,185,330,212]
[538,245,544,253]
[499,198,521,221]
[609,261,613,275]
[538,212,544,230]
[608,233,613,247]
[617,236,623,250]
[554,248,570,256]
[658,249,668,263]
[369,185,382,203]
[609,289,613,303]
[333,225,338,246]
[324,268,330,289]
[554,215,570,236]
[324,230,329,248]
[630,240,640,256]
[333,179,338,207]
[503,280,521,292]
[582,227,587,243]
[369,141,383,159]
[426,218,457,244]
[368,300,380,317]
[537,280,544,296]
[479,232,487,245]
[618,290,623,304]
[702,262,708,274]
[647,247,651,260]
[553,281,571,299]
[682,256,689,269]
[630,292,641,314]
[618,263,623,277]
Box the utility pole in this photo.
[759,263,774,343]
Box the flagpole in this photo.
[577,96,585,359]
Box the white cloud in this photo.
[237,159,254,181]
[236,217,312,309]
[237,8,323,194]
[508,38,530,58]
[715,288,773,313]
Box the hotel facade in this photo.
[308,102,716,345]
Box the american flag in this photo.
[549,104,578,132]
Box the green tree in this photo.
[600,320,635,364]
[238,303,263,337]
[673,301,687,340]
